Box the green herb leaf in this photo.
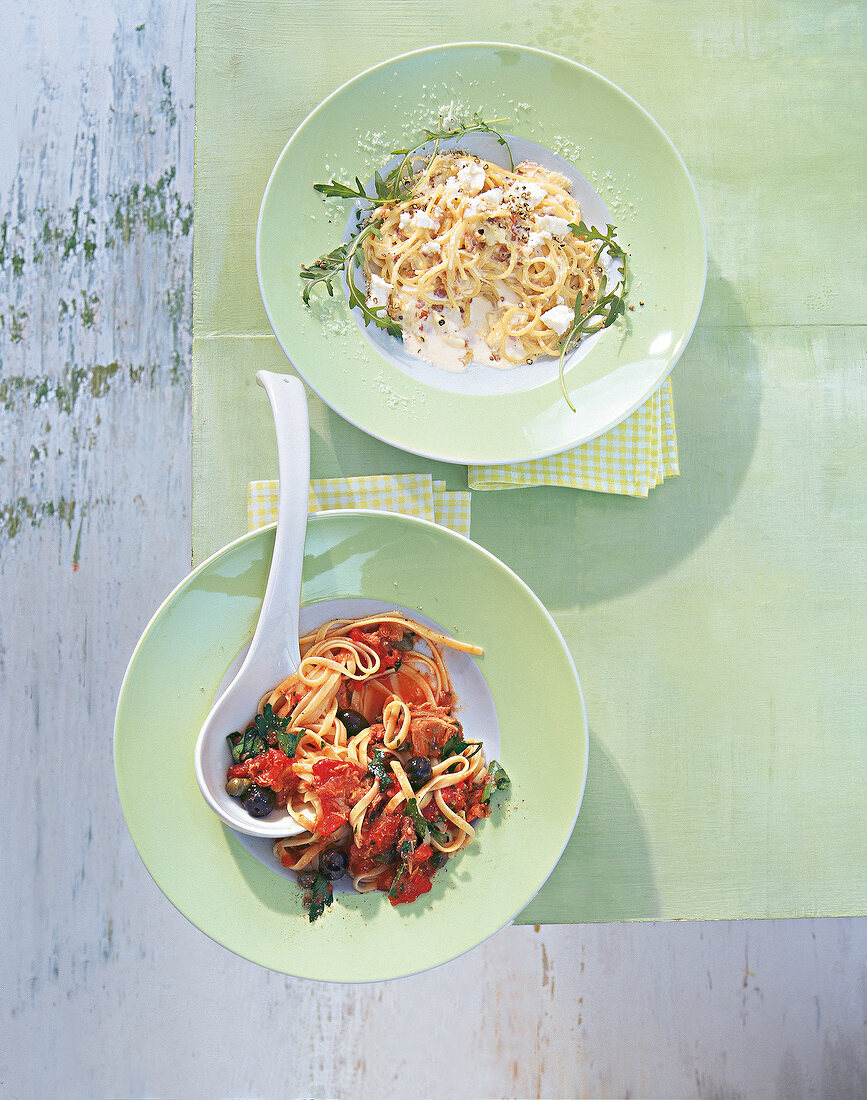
[367,747,391,793]
[557,221,629,411]
[440,733,483,762]
[406,797,449,844]
[255,703,290,740]
[387,864,407,900]
[313,179,369,200]
[307,872,333,922]
[482,760,512,802]
[227,703,292,763]
[277,728,304,758]
[301,114,513,330]
[300,220,403,336]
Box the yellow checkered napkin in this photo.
[247,473,472,538]
[468,379,679,497]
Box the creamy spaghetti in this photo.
[223,613,510,918]
[362,152,604,371]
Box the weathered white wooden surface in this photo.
[1,2,865,1098]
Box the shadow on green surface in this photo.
[471,262,762,610]
[516,730,659,924]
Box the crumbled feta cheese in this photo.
[540,304,574,335]
[526,230,552,252]
[400,209,441,232]
[481,187,503,207]
[411,210,440,230]
[456,162,486,195]
[504,180,547,210]
[536,214,571,239]
[443,177,463,201]
[420,241,441,256]
[366,274,392,309]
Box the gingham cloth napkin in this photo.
[468,378,678,497]
[247,473,472,537]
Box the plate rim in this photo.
[256,41,707,465]
[115,509,589,981]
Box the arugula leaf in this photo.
[300,220,402,336]
[313,177,370,200]
[557,221,629,411]
[406,798,449,844]
[307,872,333,922]
[301,114,512,331]
[482,760,512,802]
[367,747,391,793]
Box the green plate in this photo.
[115,511,588,980]
[257,42,706,464]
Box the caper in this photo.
[226,776,251,799]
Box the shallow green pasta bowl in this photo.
[115,511,588,981]
[256,42,706,464]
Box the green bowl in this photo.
[115,511,588,981]
[257,42,706,464]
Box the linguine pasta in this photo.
[362,151,604,371]
[223,613,510,918]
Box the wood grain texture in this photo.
[192,0,867,922]
[2,1,866,1098]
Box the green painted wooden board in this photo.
[192,1,866,922]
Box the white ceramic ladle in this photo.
[193,371,309,838]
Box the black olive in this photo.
[297,868,318,890]
[405,756,433,790]
[429,850,448,869]
[319,848,348,881]
[240,783,276,817]
[337,708,370,736]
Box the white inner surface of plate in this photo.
[221,598,500,892]
[344,133,617,397]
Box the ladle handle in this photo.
[239,371,309,696]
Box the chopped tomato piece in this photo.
[349,846,379,878]
[386,868,433,906]
[318,809,347,837]
[348,626,401,670]
[440,780,469,811]
[227,748,297,793]
[375,866,397,892]
[368,811,402,855]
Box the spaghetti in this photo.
[362,152,604,371]
[223,613,510,919]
